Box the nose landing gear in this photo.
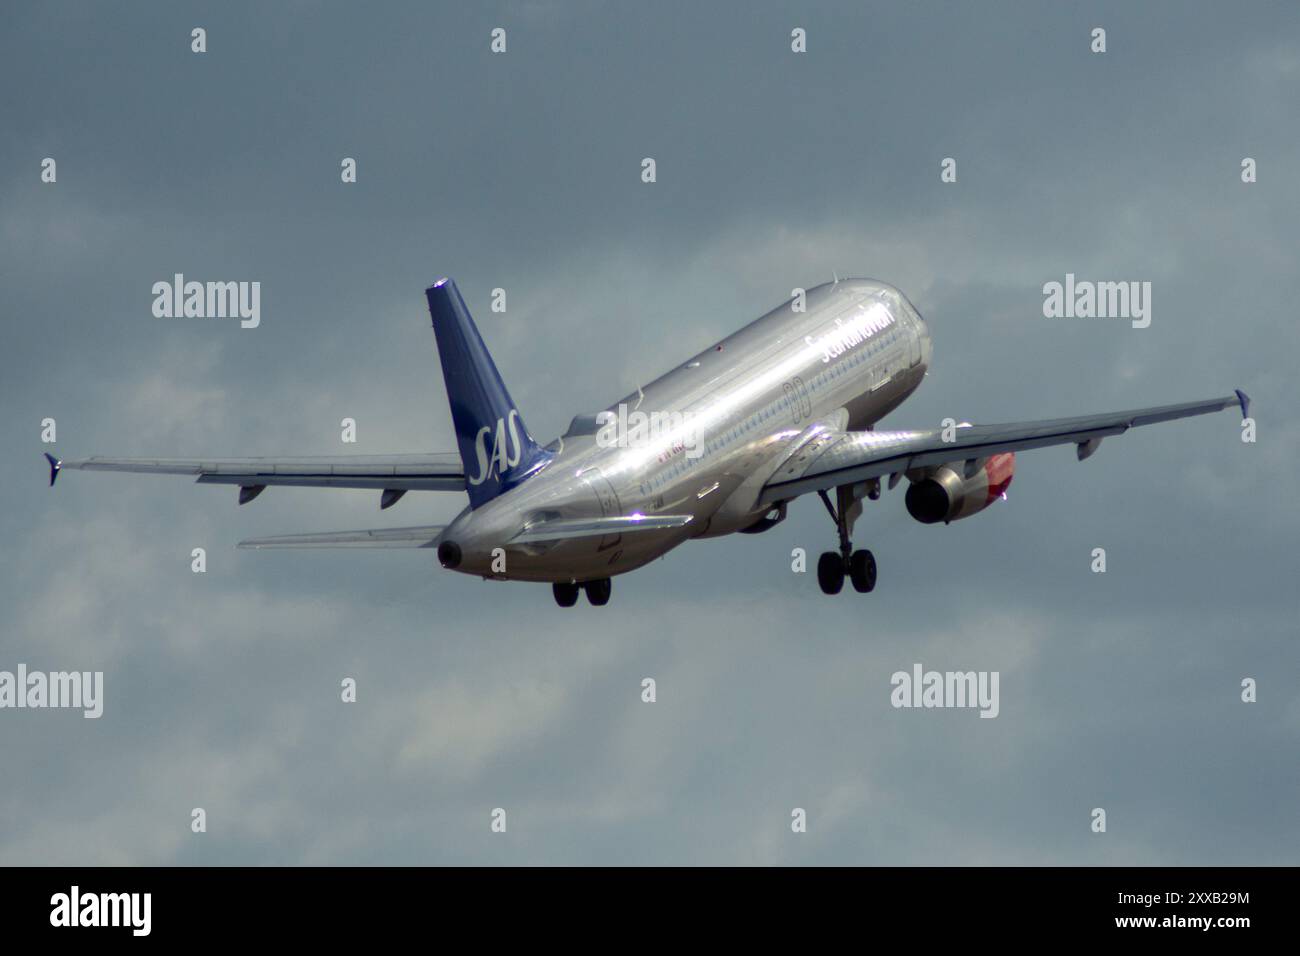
[552,578,612,607]
[583,578,612,606]
[816,486,877,596]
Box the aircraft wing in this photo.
[759,391,1250,505]
[45,452,465,506]
[238,525,446,549]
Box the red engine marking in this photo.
[984,452,1015,503]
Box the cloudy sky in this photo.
[2,1,1297,864]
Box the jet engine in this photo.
[904,453,1015,524]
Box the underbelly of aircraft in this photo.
[493,525,694,582]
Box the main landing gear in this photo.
[552,578,612,607]
[816,486,877,595]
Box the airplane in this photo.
[45,277,1249,606]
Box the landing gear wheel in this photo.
[817,486,880,595]
[552,582,579,607]
[584,578,612,606]
[817,552,845,595]
[849,549,877,593]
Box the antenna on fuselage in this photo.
[832,270,839,284]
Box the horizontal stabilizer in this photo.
[512,513,692,544]
[238,525,446,549]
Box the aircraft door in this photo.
[783,382,800,424]
[784,379,812,425]
[579,467,623,551]
[793,376,812,419]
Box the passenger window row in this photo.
[645,326,905,493]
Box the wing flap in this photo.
[760,392,1248,505]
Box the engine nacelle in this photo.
[904,453,1015,524]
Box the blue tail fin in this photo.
[426,278,551,508]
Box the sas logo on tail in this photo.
[469,410,523,486]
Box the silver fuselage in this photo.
[440,279,932,582]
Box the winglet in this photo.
[44,452,61,487]
[1234,389,1251,420]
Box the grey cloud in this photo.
[1,1,1296,865]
